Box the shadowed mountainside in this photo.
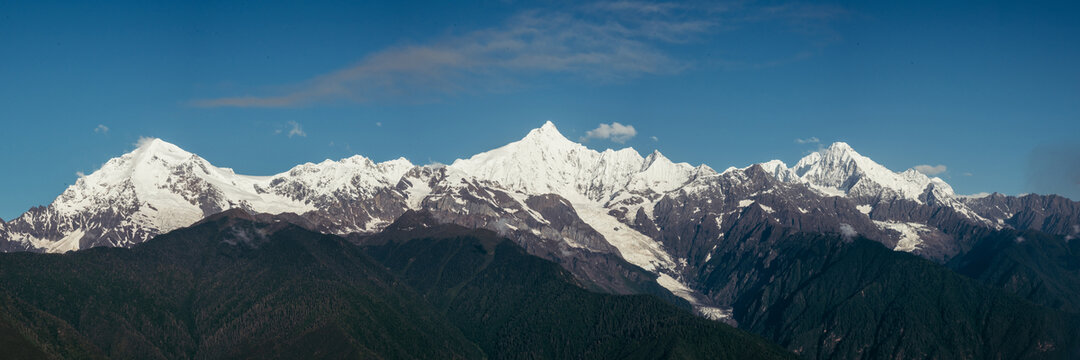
[0,209,793,360]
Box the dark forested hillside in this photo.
[692,218,1080,359]
[358,211,796,360]
[947,229,1080,314]
[6,206,1074,360]
[0,210,483,359]
[0,210,793,360]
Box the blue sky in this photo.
[2,0,1079,220]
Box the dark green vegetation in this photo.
[359,211,795,360]
[0,210,792,360]
[5,206,1076,360]
[948,229,1080,314]
[695,219,1080,359]
[0,210,483,359]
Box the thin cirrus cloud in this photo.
[287,121,306,138]
[583,122,638,143]
[191,2,846,108]
[914,164,947,176]
[795,136,819,144]
[273,121,307,137]
[94,124,109,134]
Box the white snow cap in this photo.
[791,142,935,201]
[12,124,982,256]
[449,121,694,202]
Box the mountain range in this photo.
[2,122,1079,358]
[4,123,1077,307]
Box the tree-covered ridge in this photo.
[694,217,1080,359]
[948,229,1080,314]
[0,212,483,359]
[360,211,796,360]
[0,210,793,359]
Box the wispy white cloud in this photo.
[94,124,109,134]
[839,223,857,242]
[287,121,306,138]
[914,164,947,176]
[651,135,659,142]
[135,136,157,148]
[375,122,382,127]
[588,1,688,14]
[193,9,706,107]
[583,122,637,143]
[192,2,846,108]
[795,136,819,144]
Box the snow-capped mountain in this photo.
[790,142,989,220]
[2,121,1077,320]
[794,142,936,200]
[2,138,412,252]
[449,122,701,204]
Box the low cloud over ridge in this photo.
[914,164,947,176]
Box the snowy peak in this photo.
[5,123,995,258]
[757,160,799,183]
[826,141,854,152]
[791,142,933,201]
[631,150,695,193]
[135,137,190,157]
[58,138,203,210]
[451,122,624,199]
[287,155,414,185]
[793,142,874,186]
[275,154,416,208]
[11,137,432,252]
[642,150,668,169]
[124,138,201,171]
[519,120,576,147]
[449,122,700,201]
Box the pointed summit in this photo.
[827,141,854,151]
[540,120,557,131]
[643,149,666,163]
[450,121,654,201]
[134,137,187,154]
[130,137,196,166]
[450,121,593,196]
[643,148,660,165]
[756,160,799,183]
[793,142,940,202]
[520,121,573,145]
[641,150,680,172]
[631,149,695,193]
[793,141,873,179]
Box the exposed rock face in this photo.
[0,219,25,252]
[962,193,1080,236]
[2,122,1078,319]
